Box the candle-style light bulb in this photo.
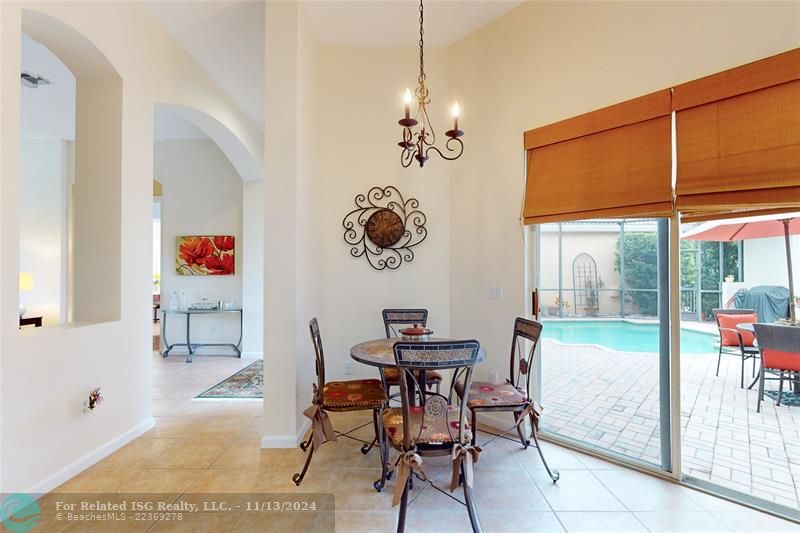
[452,101,460,130]
[403,88,412,120]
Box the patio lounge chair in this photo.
[712,309,760,388]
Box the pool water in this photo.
[541,320,716,354]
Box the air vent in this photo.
[21,71,51,89]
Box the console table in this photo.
[161,308,243,363]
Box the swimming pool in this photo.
[541,320,717,354]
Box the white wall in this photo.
[313,46,451,383]
[1,1,262,494]
[242,179,264,358]
[743,236,800,295]
[156,139,243,351]
[19,139,70,324]
[447,1,800,387]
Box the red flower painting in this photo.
[176,235,235,275]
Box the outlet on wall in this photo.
[344,362,353,376]
[489,286,504,299]
[210,326,217,335]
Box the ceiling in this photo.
[145,1,520,131]
[145,1,265,129]
[302,0,522,47]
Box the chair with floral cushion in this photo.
[713,308,760,388]
[455,317,559,482]
[381,309,442,395]
[292,318,388,486]
[753,323,800,412]
[382,340,482,533]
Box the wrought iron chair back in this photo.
[383,308,429,338]
[508,317,543,400]
[392,340,480,450]
[309,318,326,390]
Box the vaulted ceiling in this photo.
[146,0,521,131]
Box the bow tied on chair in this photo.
[302,383,337,449]
[450,443,482,491]
[514,400,543,432]
[391,450,426,506]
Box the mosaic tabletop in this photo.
[350,338,487,368]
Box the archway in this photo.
[150,105,263,410]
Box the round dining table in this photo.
[350,338,487,405]
[350,337,487,367]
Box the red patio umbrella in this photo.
[681,213,800,323]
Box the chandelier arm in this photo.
[424,138,464,162]
[401,148,415,168]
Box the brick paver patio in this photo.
[541,338,800,510]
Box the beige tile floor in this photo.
[40,351,798,532]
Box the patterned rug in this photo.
[197,360,263,399]
[763,389,800,407]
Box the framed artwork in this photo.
[176,236,235,275]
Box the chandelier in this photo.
[398,0,464,168]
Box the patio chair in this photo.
[293,318,388,485]
[752,323,800,413]
[381,309,442,395]
[712,309,760,388]
[454,317,560,483]
[381,340,482,533]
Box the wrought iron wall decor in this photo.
[342,186,427,270]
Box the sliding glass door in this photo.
[533,218,671,471]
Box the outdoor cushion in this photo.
[383,367,443,385]
[763,349,800,372]
[717,313,757,346]
[454,381,528,408]
[383,406,471,446]
[322,379,386,410]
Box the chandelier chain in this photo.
[418,0,425,85]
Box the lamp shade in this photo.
[19,272,33,292]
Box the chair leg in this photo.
[777,372,785,407]
[757,368,765,413]
[513,411,530,449]
[752,355,757,377]
[716,346,722,377]
[471,409,477,446]
[396,475,410,533]
[361,409,379,454]
[292,442,315,486]
[530,420,560,482]
[299,431,313,452]
[740,352,745,388]
[462,461,483,533]
[374,410,388,492]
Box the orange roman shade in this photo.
[523,90,673,225]
[674,48,800,217]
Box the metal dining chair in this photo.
[381,340,483,533]
[381,309,442,394]
[752,323,800,412]
[293,318,388,485]
[455,317,559,482]
[712,309,760,388]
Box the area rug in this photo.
[197,360,263,399]
[763,390,800,407]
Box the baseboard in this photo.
[260,418,310,449]
[25,417,155,496]
[241,351,263,359]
